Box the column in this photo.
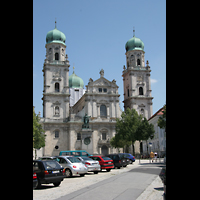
[107,105,110,119]
[111,101,115,118]
[99,147,101,154]
[92,100,97,118]
[97,105,100,118]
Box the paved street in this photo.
[33,159,165,200]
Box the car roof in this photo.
[58,155,74,158]
[33,159,56,162]
[89,155,104,157]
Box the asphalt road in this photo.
[55,163,164,200]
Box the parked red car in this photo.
[89,155,114,172]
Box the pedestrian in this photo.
[150,151,154,163]
[154,153,157,162]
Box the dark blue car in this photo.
[121,153,135,163]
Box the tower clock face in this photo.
[84,137,91,145]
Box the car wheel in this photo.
[130,160,133,164]
[80,174,85,177]
[53,181,61,187]
[36,179,41,189]
[106,169,111,172]
[65,168,72,177]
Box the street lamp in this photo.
[149,142,152,163]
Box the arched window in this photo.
[55,82,59,92]
[139,87,143,95]
[100,105,107,117]
[102,132,106,140]
[55,106,59,115]
[55,53,59,60]
[141,109,144,117]
[137,59,140,66]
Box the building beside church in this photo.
[39,23,153,157]
[142,106,166,157]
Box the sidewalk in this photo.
[136,176,164,200]
[136,158,165,200]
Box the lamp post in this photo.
[149,134,154,163]
[149,142,152,163]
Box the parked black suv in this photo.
[119,153,131,166]
[33,160,65,189]
[105,154,126,169]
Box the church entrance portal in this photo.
[101,145,108,155]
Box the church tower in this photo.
[42,22,71,156]
[42,22,70,122]
[122,30,153,119]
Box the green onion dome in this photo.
[125,36,144,52]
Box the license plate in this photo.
[108,162,111,163]
[52,170,60,173]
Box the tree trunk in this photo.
[35,149,37,160]
[132,141,135,156]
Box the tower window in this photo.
[77,133,81,140]
[55,106,59,115]
[55,53,59,60]
[127,89,129,97]
[139,87,143,95]
[141,109,144,118]
[55,130,59,138]
[55,82,59,92]
[100,105,107,117]
[137,59,140,66]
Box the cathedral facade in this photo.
[40,24,153,156]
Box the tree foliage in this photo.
[112,108,155,155]
[33,107,46,150]
[157,104,166,131]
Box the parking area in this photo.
[33,161,139,200]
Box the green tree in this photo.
[114,108,155,156]
[115,108,142,155]
[33,107,46,159]
[136,117,155,155]
[158,104,166,131]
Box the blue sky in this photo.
[33,0,166,116]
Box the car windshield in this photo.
[67,157,82,163]
[81,157,93,161]
[102,157,112,160]
[43,161,61,169]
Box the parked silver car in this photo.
[77,157,101,174]
[56,156,88,177]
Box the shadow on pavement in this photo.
[35,184,55,190]
[154,187,164,191]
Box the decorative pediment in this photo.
[91,77,118,87]
[93,78,110,86]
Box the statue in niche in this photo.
[82,113,91,129]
